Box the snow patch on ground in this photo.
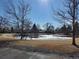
[16,35,71,40]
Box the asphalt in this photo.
[0,48,79,59]
[0,48,52,59]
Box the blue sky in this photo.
[0,0,64,28]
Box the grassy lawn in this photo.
[0,35,79,54]
[14,39,79,54]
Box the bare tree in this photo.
[54,0,79,45]
[5,0,31,39]
[43,23,54,34]
[0,16,9,32]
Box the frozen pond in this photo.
[16,34,71,40]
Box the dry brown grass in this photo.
[0,34,79,54]
[0,34,16,41]
[15,39,79,54]
[0,37,16,41]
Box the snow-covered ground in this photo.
[16,34,71,40]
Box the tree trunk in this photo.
[20,25,23,40]
[72,21,76,45]
[20,20,24,40]
[72,0,76,45]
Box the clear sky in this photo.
[0,0,64,28]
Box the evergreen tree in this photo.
[66,25,72,35]
[31,24,39,33]
[60,24,67,35]
[30,24,39,38]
